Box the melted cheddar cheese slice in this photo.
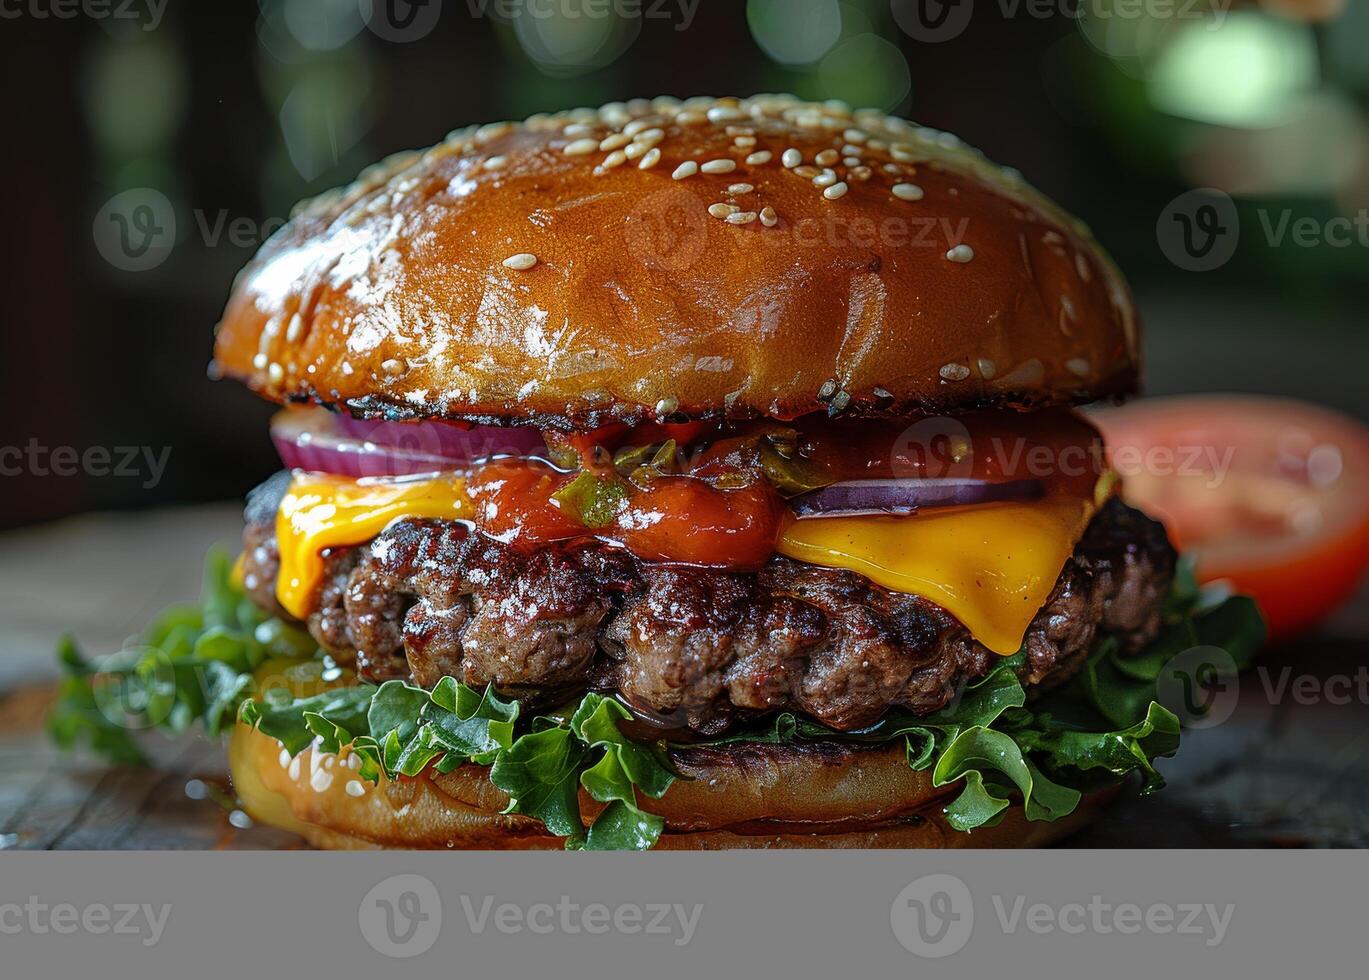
[275,472,473,618]
[273,472,1093,654]
[777,498,1094,654]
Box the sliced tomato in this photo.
[1093,395,1369,641]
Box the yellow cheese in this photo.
[274,472,472,618]
[776,499,1094,655]
[273,470,1093,656]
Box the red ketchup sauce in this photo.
[461,408,1104,569]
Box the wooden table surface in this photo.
[3,505,1368,850]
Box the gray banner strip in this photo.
[0,850,1359,977]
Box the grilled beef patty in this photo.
[241,475,1174,735]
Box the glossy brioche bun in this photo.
[212,95,1138,430]
[230,720,1106,850]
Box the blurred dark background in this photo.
[2,0,1366,530]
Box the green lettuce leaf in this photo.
[51,550,1265,849]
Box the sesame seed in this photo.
[733,135,757,149]
[848,166,872,181]
[892,182,924,201]
[285,312,304,343]
[727,182,754,194]
[503,252,538,270]
[701,158,737,174]
[781,148,802,168]
[601,149,627,169]
[381,359,404,376]
[841,144,863,157]
[759,206,778,227]
[599,133,631,151]
[814,149,839,167]
[890,144,917,162]
[843,128,868,144]
[745,150,772,165]
[252,352,268,370]
[345,780,366,798]
[945,244,975,263]
[671,160,699,179]
[822,181,849,200]
[267,362,284,384]
[635,127,665,144]
[563,138,599,156]
[843,156,861,167]
[1066,357,1091,377]
[676,110,708,125]
[812,170,838,188]
[708,203,740,218]
[725,210,758,224]
[623,141,651,160]
[939,362,970,381]
[654,396,679,416]
[638,147,661,169]
[794,165,821,179]
[563,123,595,138]
[707,106,746,124]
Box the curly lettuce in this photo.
[50,551,1264,849]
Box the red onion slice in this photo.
[271,408,545,477]
[790,478,1044,518]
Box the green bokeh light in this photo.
[1146,13,1319,128]
[817,33,910,111]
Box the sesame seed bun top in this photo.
[211,94,1139,429]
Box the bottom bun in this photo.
[230,721,1110,849]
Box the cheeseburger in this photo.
[54,95,1262,849]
